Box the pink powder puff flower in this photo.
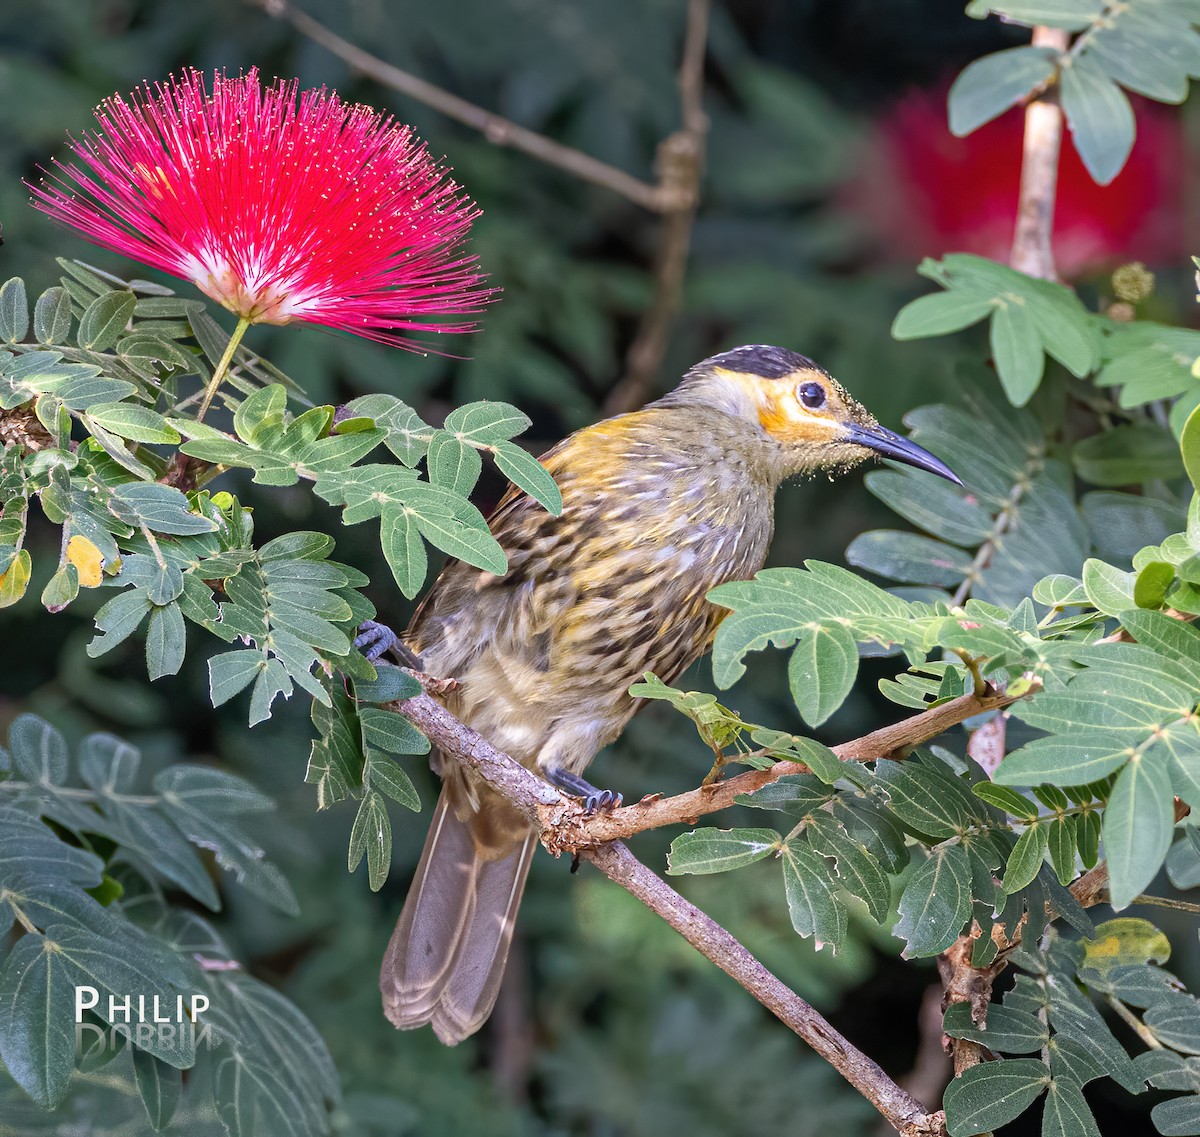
[847,84,1185,280]
[31,68,494,355]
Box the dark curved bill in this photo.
[844,422,963,486]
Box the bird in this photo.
[358,344,960,1045]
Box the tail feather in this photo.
[381,785,535,1045]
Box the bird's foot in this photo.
[355,620,424,668]
[355,619,400,662]
[545,767,623,815]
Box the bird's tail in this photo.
[381,783,536,1045]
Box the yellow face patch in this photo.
[733,368,856,445]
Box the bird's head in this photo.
[664,345,961,485]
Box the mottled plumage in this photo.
[379,346,959,1044]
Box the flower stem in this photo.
[196,316,252,422]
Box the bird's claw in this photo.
[355,619,402,663]
[583,788,623,814]
[544,766,623,815]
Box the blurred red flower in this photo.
[32,69,493,348]
[850,85,1186,279]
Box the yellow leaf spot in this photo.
[66,535,105,587]
[1082,917,1171,974]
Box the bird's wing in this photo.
[406,434,583,677]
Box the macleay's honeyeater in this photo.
[358,344,960,1045]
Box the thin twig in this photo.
[605,0,711,414]
[1009,27,1070,281]
[253,0,677,213]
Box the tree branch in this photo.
[253,0,682,213]
[392,680,947,1136]
[554,686,1026,848]
[1009,26,1070,281]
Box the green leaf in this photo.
[209,650,266,707]
[158,796,298,916]
[427,432,482,497]
[379,504,427,598]
[1152,1097,1200,1136]
[233,383,287,443]
[864,469,993,546]
[345,393,430,465]
[145,601,186,680]
[0,547,32,607]
[0,934,75,1107]
[846,530,972,587]
[40,562,79,614]
[1135,561,1177,610]
[358,707,430,756]
[80,733,140,795]
[943,1058,1049,1135]
[787,621,858,727]
[0,803,103,887]
[492,439,564,514]
[1048,1034,1108,1088]
[33,286,71,344]
[354,664,422,704]
[805,817,890,922]
[1042,1078,1100,1137]
[0,277,29,343]
[154,765,273,816]
[1085,0,1199,92]
[1105,749,1175,909]
[667,827,780,875]
[1082,558,1136,616]
[1048,816,1077,884]
[875,758,974,838]
[96,797,220,909]
[9,713,69,784]
[86,402,181,444]
[781,840,847,947]
[996,733,1135,786]
[1147,995,1200,1054]
[407,486,507,575]
[891,292,995,338]
[966,0,1104,31]
[894,843,972,957]
[109,483,217,536]
[443,400,531,443]
[1182,402,1200,494]
[46,922,195,1068]
[348,789,392,891]
[949,46,1060,136]
[973,782,1039,820]
[1034,574,1089,607]
[78,290,136,351]
[1061,53,1136,185]
[1073,423,1183,486]
[770,735,850,784]
[1004,822,1050,892]
[991,300,1045,406]
[366,753,421,811]
[132,1047,182,1131]
[943,1001,1049,1053]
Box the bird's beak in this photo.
[843,422,962,486]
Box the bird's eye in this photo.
[798,381,826,409]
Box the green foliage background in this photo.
[2,2,1200,1135]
